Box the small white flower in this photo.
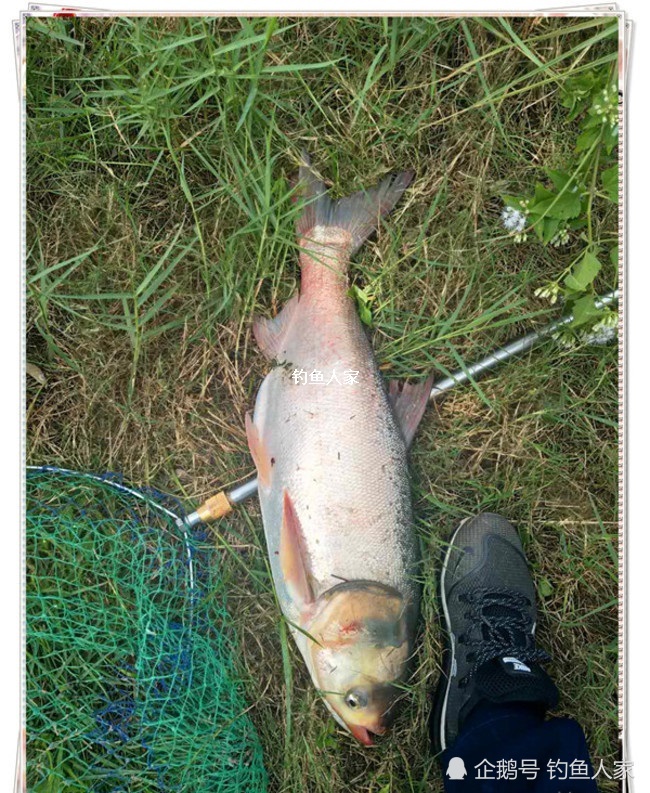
[551,228,570,248]
[552,329,577,349]
[501,205,527,233]
[580,323,617,346]
[595,311,618,329]
[593,86,619,129]
[535,282,560,303]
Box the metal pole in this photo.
[185,289,618,526]
[226,477,260,505]
[429,288,618,396]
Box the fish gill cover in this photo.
[25,467,267,792]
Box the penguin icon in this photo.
[446,756,467,780]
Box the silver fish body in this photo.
[246,162,429,744]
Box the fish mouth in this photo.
[348,723,387,746]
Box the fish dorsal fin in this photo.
[280,490,315,612]
[387,375,434,448]
[252,293,300,362]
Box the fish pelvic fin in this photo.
[295,152,414,256]
[387,374,434,448]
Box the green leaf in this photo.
[545,169,572,192]
[540,217,561,244]
[554,190,582,220]
[583,113,603,130]
[603,123,619,154]
[564,251,601,291]
[601,165,618,202]
[610,245,619,266]
[566,216,587,231]
[538,578,554,599]
[358,303,372,326]
[570,294,601,327]
[575,125,600,152]
[531,190,581,221]
[533,182,555,203]
[502,194,526,211]
[560,71,598,119]
[348,285,374,327]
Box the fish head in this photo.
[306,581,414,745]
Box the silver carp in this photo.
[246,155,431,745]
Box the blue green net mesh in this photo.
[26,466,267,793]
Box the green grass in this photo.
[26,15,619,793]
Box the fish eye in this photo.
[344,690,368,710]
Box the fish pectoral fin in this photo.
[280,490,315,611]
[245,412,273,488]
[387,374,434,448]
[252,293,300,361]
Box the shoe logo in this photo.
[446,757,467,779]
[502,656,531,672]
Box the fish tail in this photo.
[295,152,414,255]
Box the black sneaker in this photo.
[430,513,559,753]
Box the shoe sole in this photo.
[431,515,472,754]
